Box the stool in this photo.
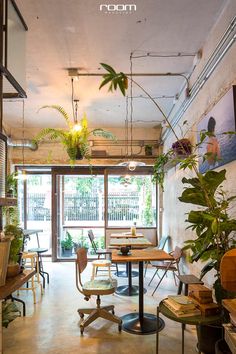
[177,274,204,295]
[18,252,43,304]
[91,259,112,281]
[28,248,49,288]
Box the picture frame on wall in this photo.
[197,86,236,174]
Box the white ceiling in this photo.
[3,0,227,130]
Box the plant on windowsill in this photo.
[98,63,236,305]
[33,105,115,164]
[61,231,74,257]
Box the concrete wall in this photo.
[162,0,236,285]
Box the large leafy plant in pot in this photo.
[33,105,115,163]
[179,168,236,302]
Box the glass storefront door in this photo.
[53,172,105,260]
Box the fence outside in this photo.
[24,192,147,223]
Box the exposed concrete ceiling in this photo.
[3,0,227,131]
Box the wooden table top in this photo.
[112,249,173,262]
[0,269,36,300]
[110,233,144,238]
[110,237,152,248]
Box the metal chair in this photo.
[88,230,118,275]
[144,235,171,277]
[148,246,182,296]
[75,248,122,335]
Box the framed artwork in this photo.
[197,86,236,174]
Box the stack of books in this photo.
[189,284,220,316]
[163,295,201,317]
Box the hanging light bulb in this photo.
[72,123,82,132]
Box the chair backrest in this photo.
[76,248,88,274]
[157,235,171,250]
[172,246,182,262]
[88,230,98,253]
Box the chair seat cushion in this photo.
[83,278,117,291]
[92,259,111,266]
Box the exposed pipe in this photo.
[163,15,236,141]
[7,138,38,151]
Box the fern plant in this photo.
[33,105,115,163]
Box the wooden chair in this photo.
[148,246,182,296]
[144,235,171,277]
[75,248,122,334]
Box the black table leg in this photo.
[121,261,165,335]
[115,262,139,278]
[116,262,142,296]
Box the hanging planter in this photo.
[66,146,83,161]
[172,138,192,155]
[34,106,115,164]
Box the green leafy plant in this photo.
[179,169,236,302]
[4,224,23,264]
[99,63,236,302]
[3,172,19,225]
[61,231,74,250]
[2,300,21,328]
[33,105,115,163]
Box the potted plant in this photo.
[4,224,24,278]
[2,301,21,328]
[33,105,115,164]
[144,144,153,156]
[61,231,74,257]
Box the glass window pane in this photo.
[25,175,52,254]
[57,175,105,258]
[107,175,156,227]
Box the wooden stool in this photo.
[18,252,43,303]
[177,274,204,296]
[91,259,112,281]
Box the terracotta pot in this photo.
[7,263,21,278]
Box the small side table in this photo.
[156,300,223,354]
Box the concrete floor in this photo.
[3,261,198,354]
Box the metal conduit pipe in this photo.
[162,15,236,141]
[7,138,38,151]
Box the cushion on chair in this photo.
[83,278,117,291]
